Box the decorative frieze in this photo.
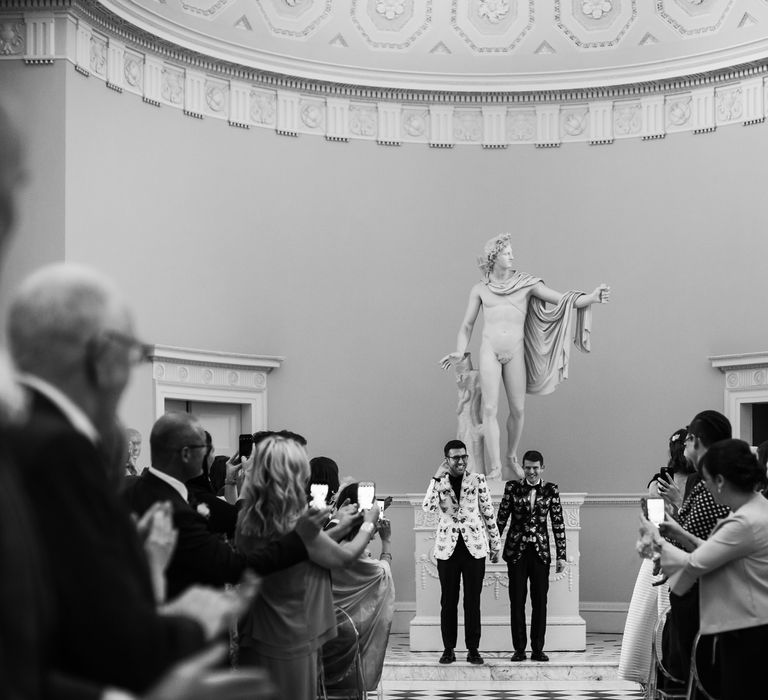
[6,5,768,149]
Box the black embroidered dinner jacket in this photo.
[496,479,566,566]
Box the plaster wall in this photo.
[3,60,766,626]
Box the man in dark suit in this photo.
[496,449,566,663]
[6,264,246,695]
[124,412,310,599]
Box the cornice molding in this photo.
[4,1,768,148]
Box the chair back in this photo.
[685,633,720,700]
[319,607,366,700]
[648,606,686,700]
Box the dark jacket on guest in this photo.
[11,388,206,695]
[123,470,308,599]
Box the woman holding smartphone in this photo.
[235,435,379,700]
[618,428,690,687]
[323,482,395,693]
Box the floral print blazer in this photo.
[496,479,566,566]
[422,472,501,561]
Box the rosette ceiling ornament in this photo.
[93,0,768,91]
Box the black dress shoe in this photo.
[530,651,549,662]
[510,651,526,662]
[439,648,456,664]
[466,649,484,664]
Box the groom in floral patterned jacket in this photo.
[423,439,501,666]
[496,449,566,663]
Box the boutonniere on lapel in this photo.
[196,503,211,519]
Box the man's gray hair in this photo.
[7,263,124,376]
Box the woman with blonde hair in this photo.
[235,434,379,700]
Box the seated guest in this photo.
[186,430,239,538]
[124,412,322,599]
[236,434,380,700]
[7,264,242,694]
[324,481,395,692]
[653,439,768,700]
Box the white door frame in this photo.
[149,344,284,432]
[710,351,768,442]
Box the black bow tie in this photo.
[525,482,541,493]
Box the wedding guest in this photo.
[655,439,768,700]
[657,411,730,685]
[236,434,379,700]
[324,481,395,692]
[618,428,690,685]
[124,412,323,598]
[7,264,244,694]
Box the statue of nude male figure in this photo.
[441,234,610,481]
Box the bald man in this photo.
[124,412,309,599]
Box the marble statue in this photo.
[440,233,610,481]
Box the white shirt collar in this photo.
[524,478,543,487]
[147,466,188,502]
[20,374,100,445]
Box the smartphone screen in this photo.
[647,497,665,526]
[310,483,329,508]
[238,433,254,460]
[358,481,375,511]
[376,499,385,520]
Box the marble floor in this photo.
[370,634,644,700]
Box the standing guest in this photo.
[236,434,380,700]
[496,449,566,662]
[309,455,341,505]
[7,263,243,694]
[126,427,143,476]
[123,412,320,599]
[618,428,691,685]
[324,481,396,692]
[653,439,768,700]
[423,439,501,665]
[656,411,731,685]
[185,430,239,538]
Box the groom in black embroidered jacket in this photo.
[496,449,566,662]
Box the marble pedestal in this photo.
[408,491,586,652]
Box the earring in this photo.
[717,483,722,494]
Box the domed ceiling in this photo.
[100,0,768,91]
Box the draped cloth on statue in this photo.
[524,290,591,395]
[326,558,395,691]
[485,274,591,396]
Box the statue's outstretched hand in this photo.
[440,352,463,370]
[594,284,610,304]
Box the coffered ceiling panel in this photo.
[94,0,768,90]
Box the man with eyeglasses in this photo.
[123,412,313,599]
[5,263,261,695]
[423,439,501,665]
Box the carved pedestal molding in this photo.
[5,2,768,149]
[149,344,283,430]
[710,352,768,442]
